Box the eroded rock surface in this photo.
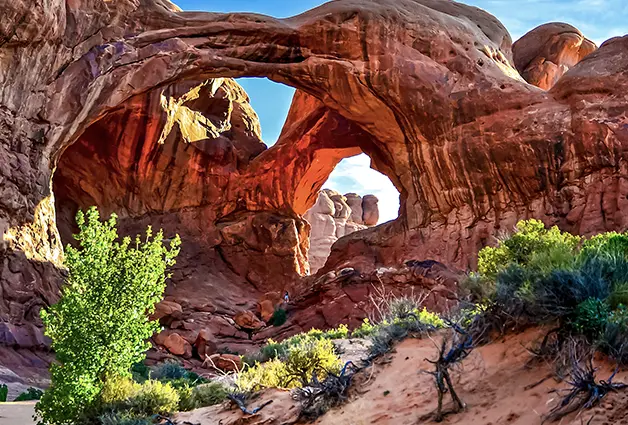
[1,0,626,367]
[513,23,597,90]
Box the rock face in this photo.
[513,23,597,90]
[304,190,380,273]
[1,0,626,364]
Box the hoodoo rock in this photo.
[305,190,380,273]
[1,0,627,364]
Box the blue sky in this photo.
[176,0,627,223]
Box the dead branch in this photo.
[227,392,273,415]
[543,342,627,423]
[423,326,474,422]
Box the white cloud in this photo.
[323,154,400,224]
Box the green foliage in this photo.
[100,376,141,406]
[471,220,628,363]
[268,309,287,327]
[98,412,152,425]
[351,318,376,339]
[570,298,611,338]
[189,382,228,408]
[237,336,341,392]
[127,380,179,416]
[478,219,580,281]
[14,387,44,401]
[0,384,7,402]
[151,361,188,381]
[130,363,150,384]
[36,207,180,425]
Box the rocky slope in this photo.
[304,190,379,273]
[1,0,625,371]
[176,328,628,425]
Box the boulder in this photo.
[163,332,192,358]
[233,311,264,331]
[194,329,217,360]
[203,354,243,373]
[258,300,275,323]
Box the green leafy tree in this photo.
[36,207,180,425]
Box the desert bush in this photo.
[151,361,188,381]
[352,318,376,338]
[189,382,228,408]
[237,336,341,392]
[127,380,179,416]
[36,207,180,425]
[97,412,151,425]
[268,308,287,327]
[478,219,580,281]
[172,381,228,411]
[0,384,7,402]
[130,363,150,383]
[100,376,140,406]
[14,387,44,401]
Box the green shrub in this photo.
[570,298,610,338]
[98,412,152,425]
[100,376,140,405]
[190,382,228,408]
[268,309,287,327]
[151,361,188,381]
[478,219,580,280]
[128,380,179,416]
[322,324,349,339]
[0,384,7,402]
[14,387,44,401]
[237,336,341,392]
[130,363,150,383]
[352,318,376,338]
[36,207,180,425]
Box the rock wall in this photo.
[2,0,625,364]
[304,190,380,273]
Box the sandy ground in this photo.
[177,328,628,425]
[0,401,36,425]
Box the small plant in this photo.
[0,384,7,402]
[97,411,152,425]
[237,336,341,392]
[190,382,228,408]
[352,318,376,338]
[128,380,179,416]
[100,375,141,405]
[14,387,44,401]
[268,309,287,327]
[151,361,188,381]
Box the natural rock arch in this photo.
[2,0,627,346]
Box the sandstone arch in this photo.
[2,0,627,347]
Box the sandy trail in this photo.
[0,401,36,425]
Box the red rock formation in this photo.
[513,23,597,90]
[1,0,627,363]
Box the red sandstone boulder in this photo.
[203,354,243,372]
[233,311,264,331]
[258,300,275,323]
[163,332,192,358]
[194,329,217,360]
[152,301,183,322]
